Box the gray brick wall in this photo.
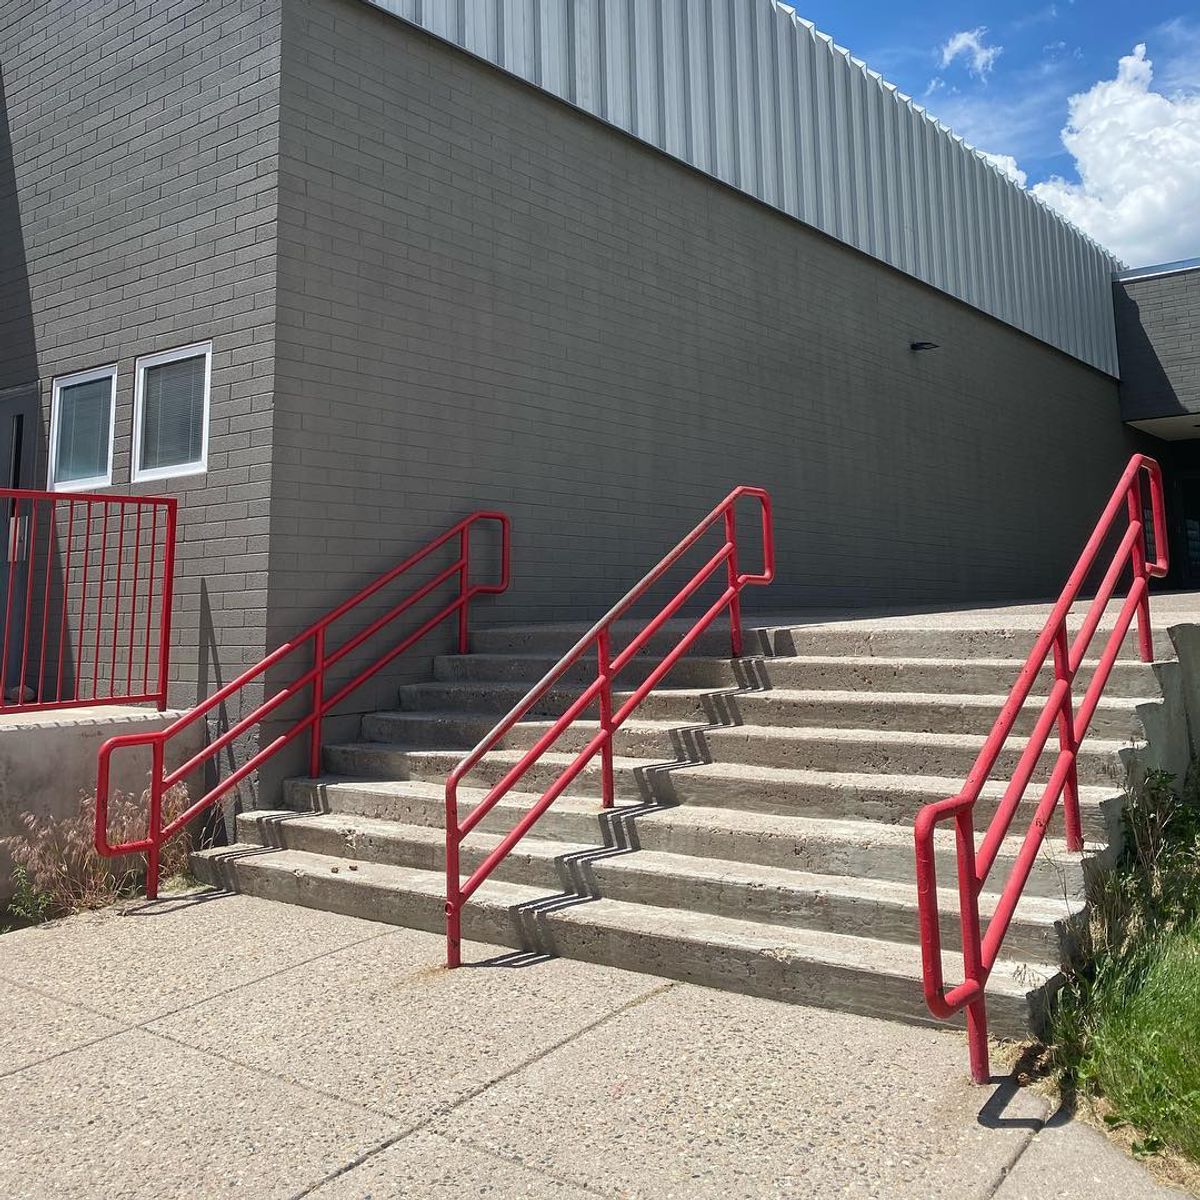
[270,0,1133,680]
[0,0,281,723]
[1116,267,1200,421]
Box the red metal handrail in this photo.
[95,512,510,896]
[444,486,774,966]
[914,454,1168,1083]
[1,488,177,712]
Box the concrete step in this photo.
[471,618,1153,662]
[237,809,1081,962]
[191,844,1055,1037]
[768,623,1150,661]
[432,651,1162,698]
[433,652,748,688]
[355,713,1135,787]
[288,764,1119,846]
[305,763,1098,898]
[395,681,1152,740]
[636,762,1120,841]
[694,724,1133,787]
[469,622,768,658]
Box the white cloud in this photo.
[979,151,1028,188]
[1029,44,1200,266]
[940,28,1002,79]
[1012,5,1059,32]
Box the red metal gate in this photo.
[1,488,177,712]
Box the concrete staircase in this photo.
[194,613,1166,1035]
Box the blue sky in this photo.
[791,3,1200,265]
[798,2,1195,181]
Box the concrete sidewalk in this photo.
[0,892,1183,1199]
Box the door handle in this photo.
[7,514,27,563]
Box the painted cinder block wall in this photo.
[0,0,281,745]
[269,0,1135,647]
[1115,266,1200,422]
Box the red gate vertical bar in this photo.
[36,496,56,702]
[724,507,742,657]
[109,503,125,692]
[79,501,94,697]
[127,505,142,695]
[92,501,109,700]
[155,499,179,710]
[143,504,158,696]
[55,500,76,704]
[597,627,615,809]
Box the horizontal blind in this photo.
[140,355,205,472]
[55,378,111,483]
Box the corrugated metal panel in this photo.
[362,0,1121,375]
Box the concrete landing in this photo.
[0,891,1183,1199]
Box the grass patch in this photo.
[1050,766,1200,1165]
[1079,920,1200,1159]
[0,786,193,932]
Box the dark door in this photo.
[1176,472,1200,595]
[0,386,39,701]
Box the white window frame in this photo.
[48,364,118,492]
[131,340,212,483]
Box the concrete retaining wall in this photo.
[0,707,203,907]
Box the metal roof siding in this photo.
[362,0,1121,375]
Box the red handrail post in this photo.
[155,499,179,711]
[1052,625,1083,852]
[457,527,470,654]
[597,628,615,809]
[724,506,742,657]
[955,806,990,1083]
[145,739,164,900]
[445,783,462,968]
[309,626,326,778]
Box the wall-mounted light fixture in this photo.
[910,341,940,352]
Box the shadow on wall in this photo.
[1114,286,1181,419]
[0,64,37,392]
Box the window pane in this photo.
[55,378,111,483]
[140,355,206,472]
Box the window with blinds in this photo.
[50,366,116,490]
[133,342,211,482]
